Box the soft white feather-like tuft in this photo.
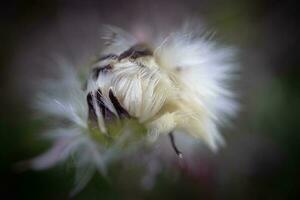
[153,26,238,150]
[101,25,137,55]
[32,60,117,194]
[31,23,239,193]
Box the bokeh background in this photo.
[1,0,299,199]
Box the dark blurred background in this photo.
[0,0,299,199]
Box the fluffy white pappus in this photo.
[31,22,239,194]
[31,59,136,195]
[101,25,138,55]
[88,24,238,150]
[153,26,239,150]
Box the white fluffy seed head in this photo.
[87,24,238,150]
[31,23,239,194]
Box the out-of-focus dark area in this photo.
[0,0,299,199]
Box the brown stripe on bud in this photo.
[87,92,98,129]
[96,89,117,122]
[118,43,153,61]
[92,64,113,80]
[109,89,130,118]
